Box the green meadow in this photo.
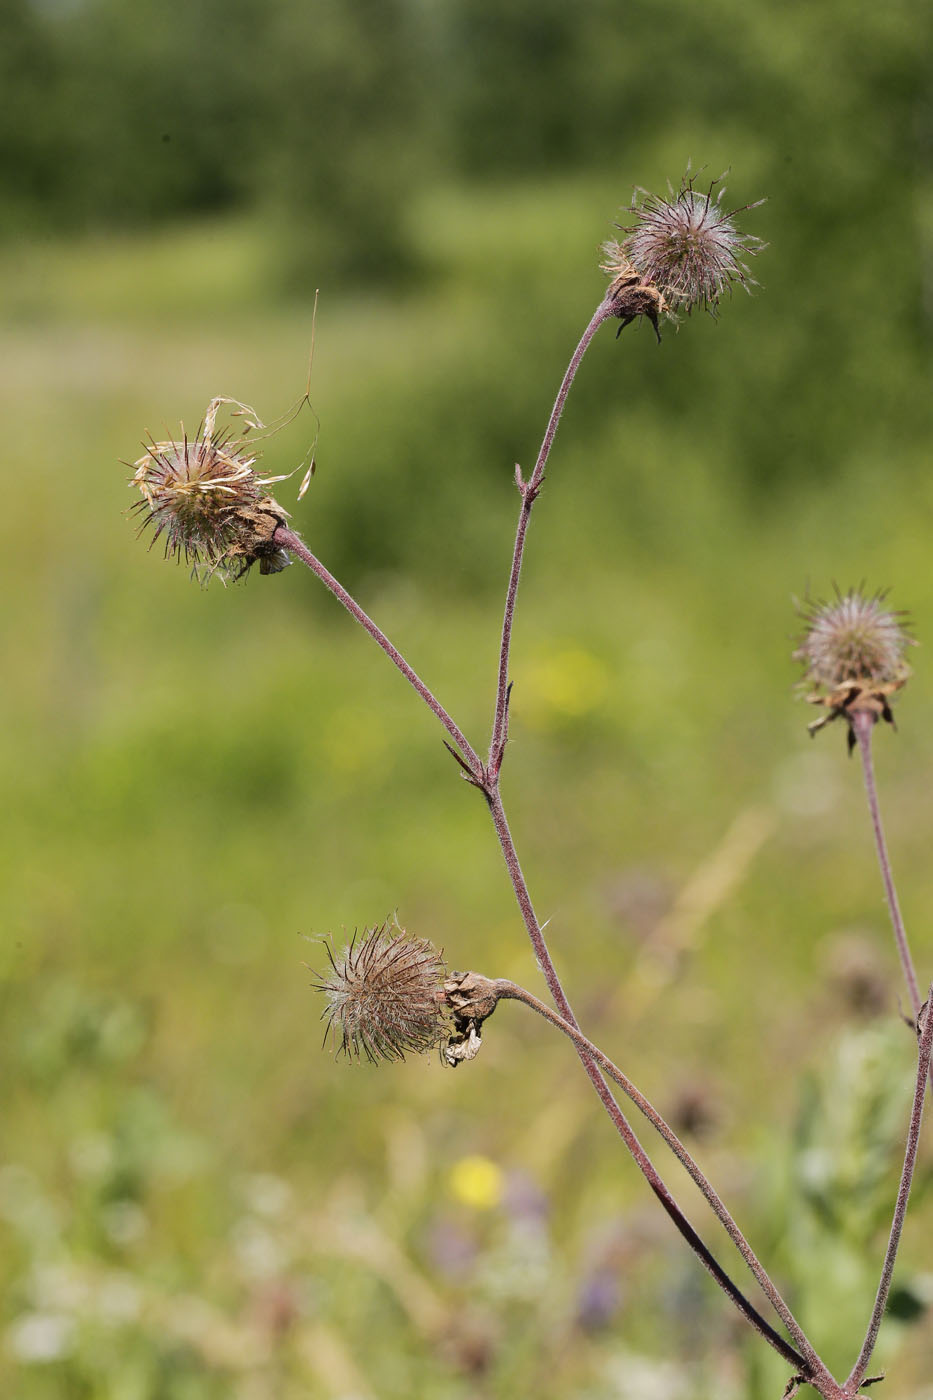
[2,162,932,1398]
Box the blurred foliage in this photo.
[2,0,931,297]
[2,0,933,1397]
[749,1022,933,1389]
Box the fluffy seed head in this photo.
[795,588,912,689]
[131,397,291,583]
[794,587,914,746]
[610,171,764,315]
[315,926,449,1064]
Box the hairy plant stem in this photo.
[492,976,828,1381]
[851,709,922,1016]
[846,991,933,1390]
[479,305,833,1378]
[274,528,483,780]
[483,787,820,1380]
[489,299,614,774]
[278,311,848,1392]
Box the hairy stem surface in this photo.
[495,977,827,1378]
[489,299,614,772]
[846,991,933,1389]
[275,527,483,779]
[851,710,922,1016]
[280,510,811,1372]
[477,306,835,1384]
[484,789,817,1378]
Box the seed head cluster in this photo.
[601,171,764,336]
[315,926,449,1064]
[794,587,913,743]
[131,398,291,583]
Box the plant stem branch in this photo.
[493,977,827,1380]
[846,990,933,1390]
[278,297,835,1389]
[479,303,826,1378]
[489,300,614,773]
[851,710,922,1016]
[483,788,815,1379]
[275,528,483,780]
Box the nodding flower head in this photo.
[131,397,292,584]
[602,170,764,338]
[794,587,914,745]
[314,925,449,1064]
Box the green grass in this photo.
[2,179,932,1399]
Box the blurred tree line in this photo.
[2,0,929,289]
[2,0,929,572]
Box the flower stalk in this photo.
[274,526,483,781]
[795,587,927,1078]
[489,299,615,775]
[850,708,922,1018]
[446,970,826,1379]
[846,991,933,1390]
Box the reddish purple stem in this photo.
[273,303,866,1394]
[489,300,614,772]
[275,527,483,780]
[846,990,933,1390]
[495,977,829,1380]
[484,789,820,1378]
[851,709,922,1016]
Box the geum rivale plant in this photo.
[129,171,932,1399]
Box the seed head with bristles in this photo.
[796,588,912,689]
[606,170,764,324]
[130,397,292,584]
[314,925,449,1064]
[794,586,914,744]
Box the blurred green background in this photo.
[2,0,933,1396]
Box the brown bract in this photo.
[804,677,907,751]
[599,247,669,344]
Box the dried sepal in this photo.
[314,925,449,1064]
[599,246,669,344]
[442,970,502,1068]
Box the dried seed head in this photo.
[607,170,764,321]
[315,925,449,1063]
[794,587,914,744]
[795,588,912,689]
[131,397,292,583]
